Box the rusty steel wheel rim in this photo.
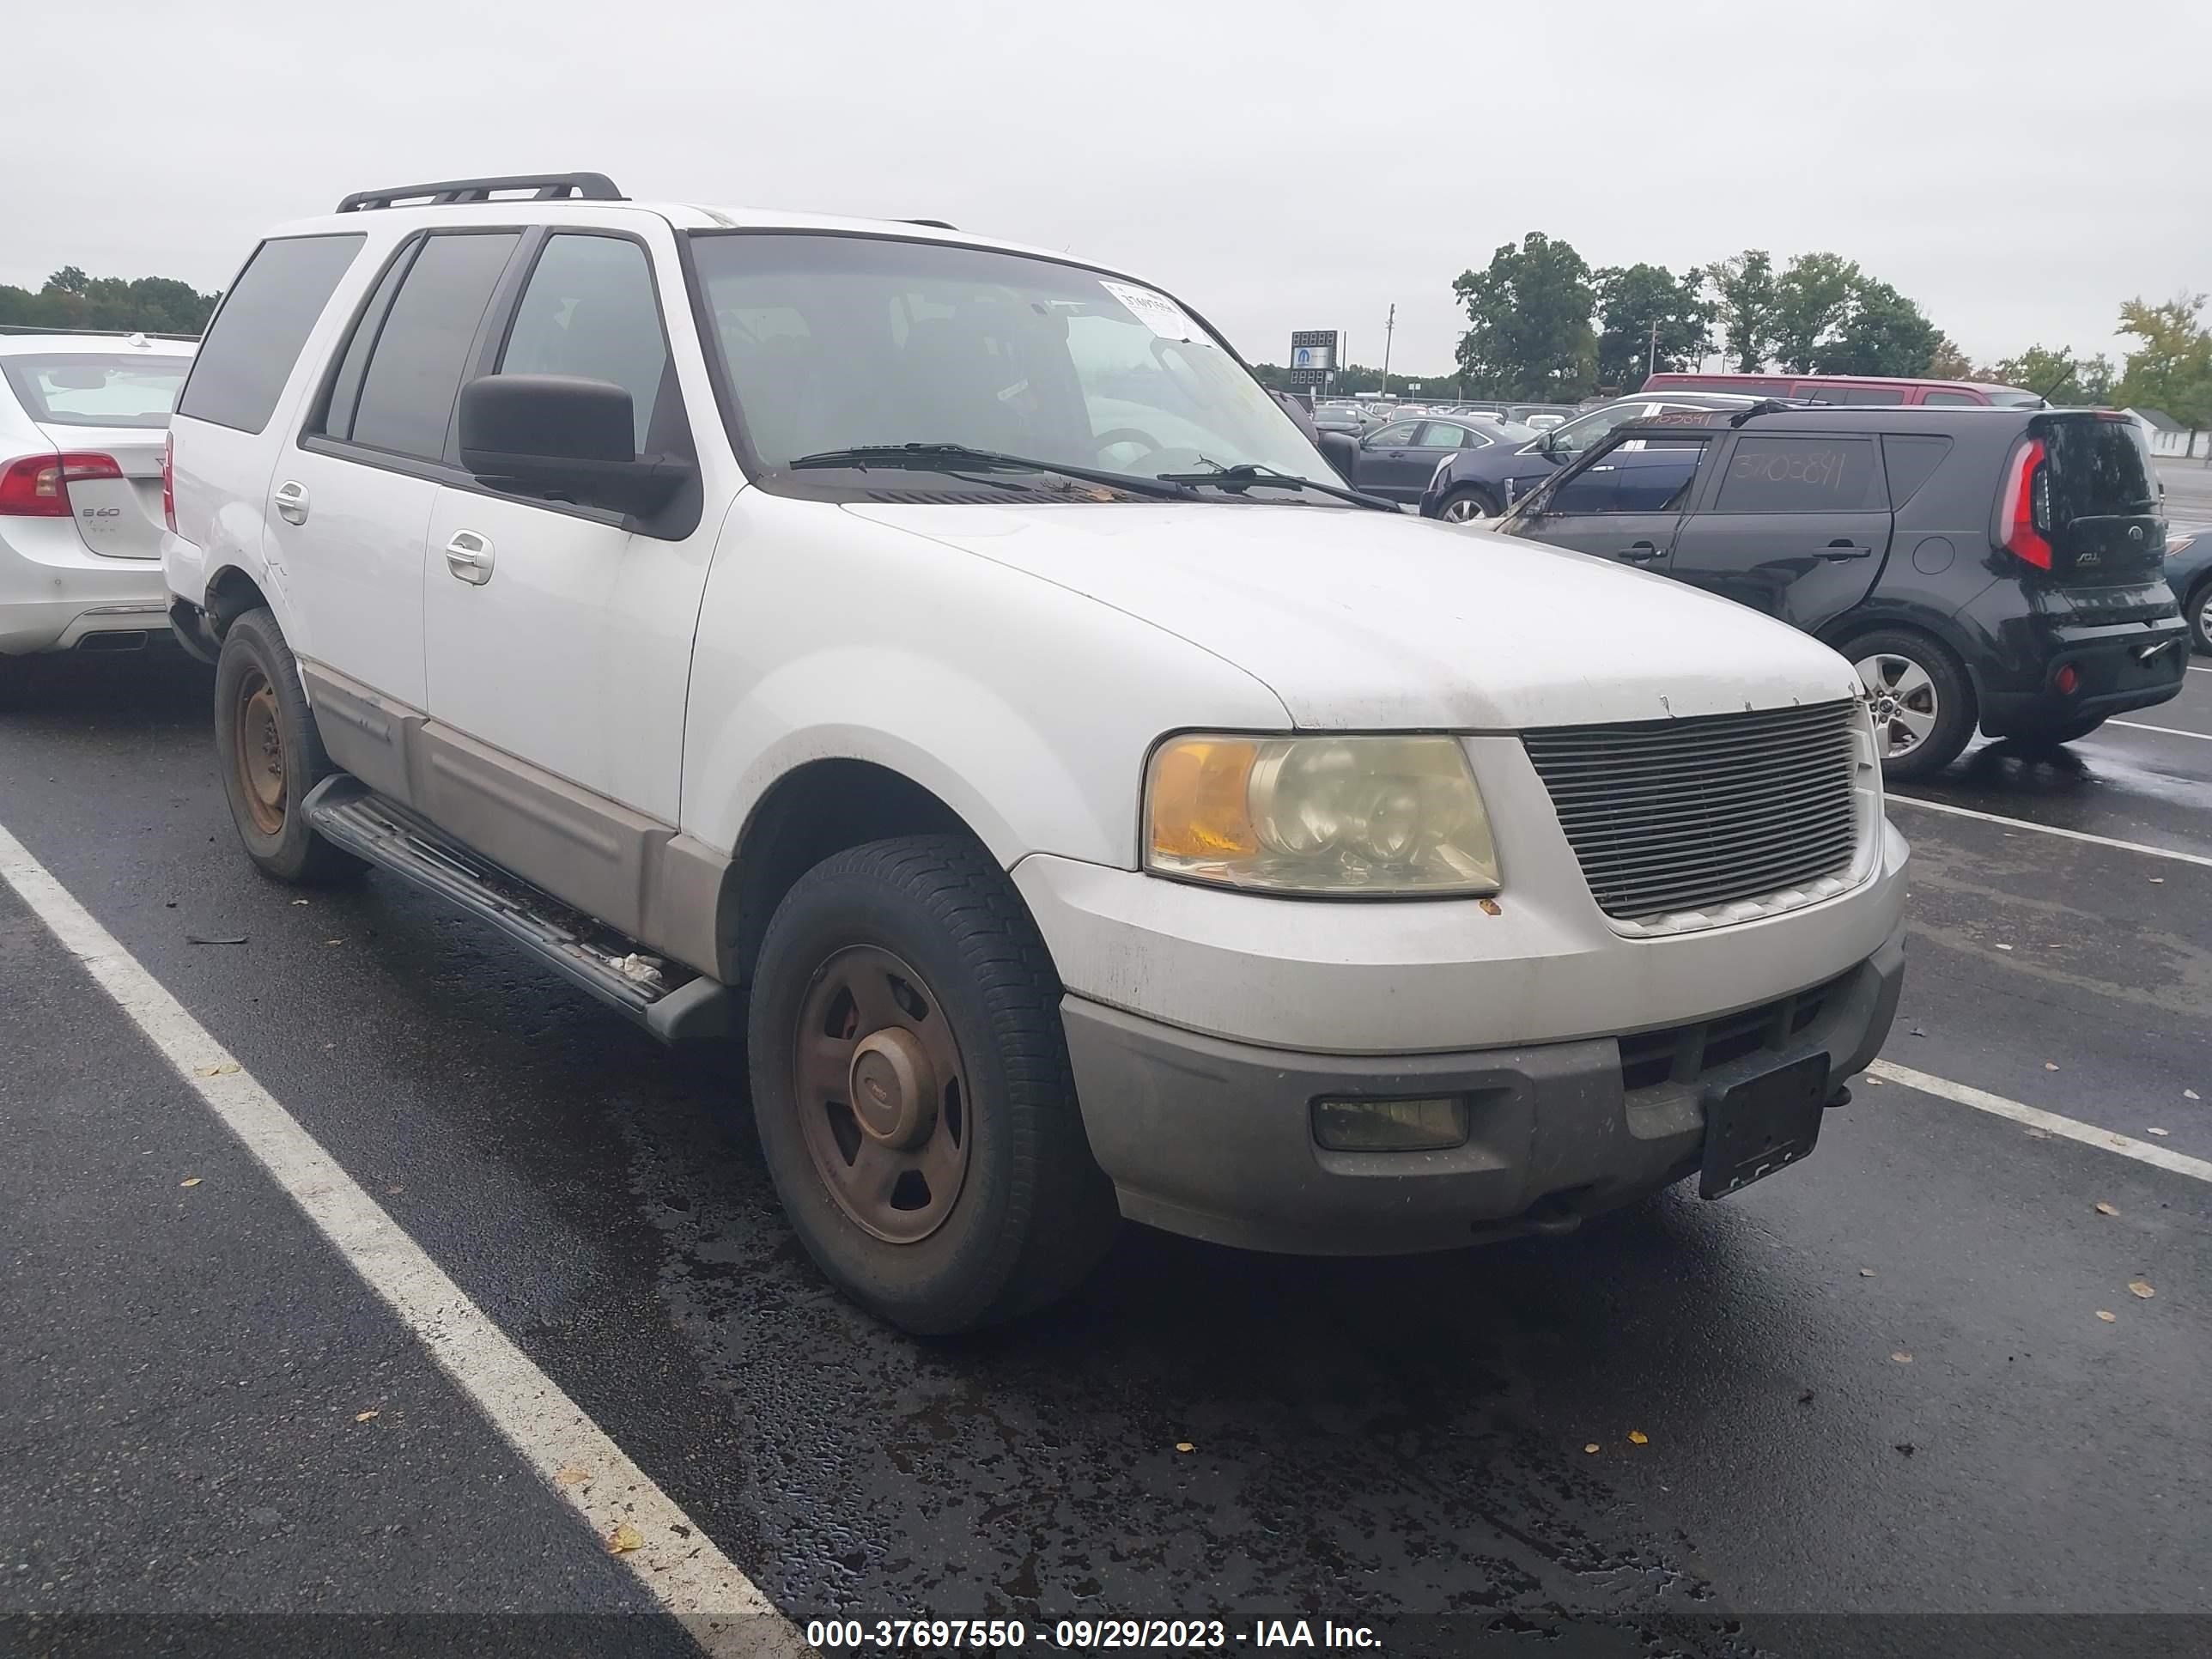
[233,668,286,836]
[793,944,972,1244]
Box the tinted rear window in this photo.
[2042,417,2156,520]
[1,354,190,428]
[1714,435,1880,512]
[178,234,363,434]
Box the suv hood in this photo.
[846,500,1863,729]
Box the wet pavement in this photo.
[3,647,2209,1657]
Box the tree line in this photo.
[0,267,220,337]
[1257,233,2212,432]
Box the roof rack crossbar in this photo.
[335,173,625,213]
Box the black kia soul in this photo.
[1492,405,2185,777]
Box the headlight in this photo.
[1145,734,1500,896]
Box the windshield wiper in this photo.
[788,443,1198,501]
[1153,460,1397,512]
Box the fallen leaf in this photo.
[324,939,343,946]
[2094,1202,2118,1217]
[1174,1442,1194,1454]
[1797,1389,1816,1406]
[185,933,247,945]
[1627,1430,1649,1445]
[2095,1310,2117,1323]
[2149,877,2165,884]
[292,899,309,906]
[2148,1127,2170,1137]
[2043,1061,2058,1071]
[179,1177,202,1188]
[2026,1127,2052,1139]
[1583,1443,1601,1454]
[191,1062,241,1078]
[553,1467,591,1486]
[1859,1267,1876,1277]
[1893,1443,1916,1457]
[355,1410,379,1423]
[2185,1090,2200,1101]
[606,1522,643,1555]
[2128,1281,2155,1299]
[1891,1352,1913,1364]
[1866,1075,1886,1085]
[1995,944,2014,951]
[1477,898,1502,916]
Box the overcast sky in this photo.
[10,0,2203,376]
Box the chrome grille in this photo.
[1522,701,1861,922]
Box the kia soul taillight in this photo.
[2000,438,2052,570]
[0,453,125,518]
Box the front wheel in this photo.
[1435,485,1500,524]
[212,609,363,884]
[1848,630,1976,781]
[746,834,1119,1334]
[2190,580,2212,655]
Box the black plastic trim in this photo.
[336,173,624,212]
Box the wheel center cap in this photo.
[848,1027,937,1149]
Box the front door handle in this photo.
[273,480,309,525]
[1616,541,1663,562]
[1820,539,1873,561]
[442,530,495,586]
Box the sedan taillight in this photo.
[0,453,125,518]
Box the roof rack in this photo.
[0,323,201,342]
[335,173,625,213]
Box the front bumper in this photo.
[1062,921,1905,1255]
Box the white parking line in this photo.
[1885,793,2212,871]
[2109,719,2212,743]
[1871,1060,2212,1183]
[2190,664,2211,676]
[0,823,797,1659]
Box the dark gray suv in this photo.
[1493,404,2186,777]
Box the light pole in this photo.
[1382,303,1396,392]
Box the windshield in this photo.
[689,233,1328,489]
[1,352,190,428]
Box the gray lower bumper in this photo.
[1061,921,1905,1255]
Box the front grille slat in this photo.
[1524,700,1862,923]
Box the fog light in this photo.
[2055,663,2080,695]
[1312,1096,1468,1152]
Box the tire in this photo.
[211,609,364,884]
[747,833,1119,1334]
[1846,629,1976,781]
[1434,485,1500,524]
[2189,579,2212,656]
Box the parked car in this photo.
[1493,405,2185,776]
[1,329,197,693]
[1345,413,1526,504]
[1311,403,1376,436]
[1419,392,1767,522]
[165,171,1906,1333]
[2165,522,2212,653]
[1643,372,2041,408]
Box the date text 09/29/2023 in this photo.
[805,1618,1384,1650]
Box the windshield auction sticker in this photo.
[1101,280,1212,345]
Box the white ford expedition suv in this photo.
[165,173,1907,1333]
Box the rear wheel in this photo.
[2190,579,2212,656]
[212,609,363,884]
[747,834,1119,1334]
[1436,485,1500,524]
[1848,629,1976,781]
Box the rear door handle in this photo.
[442,530,495,586]
[1616,541,1663,562]
[273,480,309,525]
[1820,540,1873,561]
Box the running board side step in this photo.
[302,775,737,1044]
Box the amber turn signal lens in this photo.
[1147,738,1259,860]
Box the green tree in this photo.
[1451,233,1596,399]
[1592,263,1714,389]
[0,267,218,335]
[1770,252,1862,374]
[1924,336,1978,380]
[1987,344,2115,404]
[1703,250,1777,373]
[1813,278,1941,377]
[2112,295,2212,429]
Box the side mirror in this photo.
[1316,430,1359,485]
[458,374,690,516]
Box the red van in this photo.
[1641,372,2042,407]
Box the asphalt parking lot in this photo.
[4,506,2209,1656]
